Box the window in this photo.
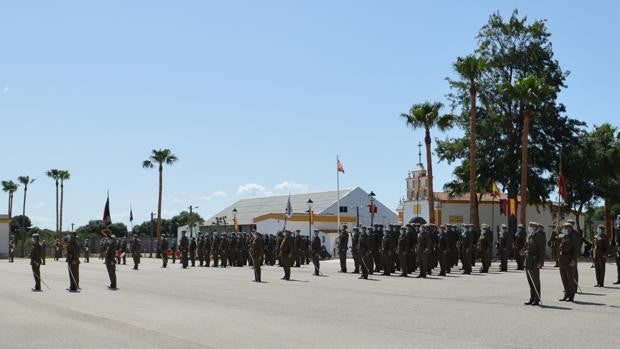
[339,206,348,213]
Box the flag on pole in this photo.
[509,198,518,217]
[129,205,133,223]
[337,158,345,173]
[101,195,112,236]
[558,167,568,202]
[285,195,293,218]
[491,182,501,198]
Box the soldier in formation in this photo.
[280,230,293,280]
[160,234,169,268]
[180,231,189,269]
[66,231,80,292]
[41,239,47,265]
[397,227,409,277]
[104,235,118,290]
[592,224,610,287]
[478,224,493,273]
[460,224,474,274]
[558,222,580,302]
[54,239,62,261]
[513,224,526,270]
[120,237,128,265]
[250,232,264,282]
[189,236,197,267]
[131,234,141,270]
[311,230,321,276]
[497,224,509,272]
[337,227,349,273]
[523,222,545,306]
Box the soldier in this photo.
[250,232,264,282]
[30,234,43,292]
[98,239,105,260]
[228,233,237,267]
[397,227,409,277]
[120,237,128,265]
[180,231,189,269]
[406,224,418,273]
[366,227,375,274]
[373,225,383,272]
[8,239,15,262]
[189,237,197,267]
[54,239,62,261]
[115,239,122,265]
[437,225,450,276]
[311,230,321,276]
[471,225,480,267]
[171,239,177,264]
[212,233,221,267]
[351,227,360,273]
[131,234,141,270]
[523,222,545,305]
[498,224,509,272]
[390,225,400,273]
[105,234,118,290]
[204,233,212,267]
[280,230,294,280]
[338,226,349,273]
[593,225,610,287]
[66,232,80,292]
[428,225,439,275]
[478,224,493,273]
[41,239,47,265]
[417,224,432,278]
[219,233,229,268]
[197,234,205,267]
[447,225,459,268]
[615,215,620,285]
[83,238,90,263]
[558,222,580,302]
[513,224,526,270]
[357,227,371,279]
[460,224,473,275]
[160,234,169,268]
[381,228,393,276]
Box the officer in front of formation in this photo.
[592,224,610,287]
[160,234,169,268]
[558,222,580,302]
[357,226,371,279]
[280,230,294,280]
[30,233,43,292]
[66,231,80,292]
[310,230,322,276]
[180,231,189,269]
[250,231,264,282]
[337,226,349,273]
[523,222,545,306]
[104,234,118,290]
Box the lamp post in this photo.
[188,205,199,238]
[232,208,238,232]
[369,191,376,226]
[306,198,313,239]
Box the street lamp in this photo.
[232,208,238,232]
[369,191,376,227]
[306,198,313,239]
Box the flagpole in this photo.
[337,155,340,233]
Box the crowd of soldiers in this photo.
[19,215,620,307]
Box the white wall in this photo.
[322,187,398,227]
[0,215,9,259]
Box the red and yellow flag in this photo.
[491,182,501,198]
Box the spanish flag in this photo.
[491,182,501,198]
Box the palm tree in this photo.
[1,180,19,219]
[18,175,36,257]
[452,54,487,229]
[513,75,551,225]
[58,170,70,234]
[46,169,61,236]
[143,149,178,250]
[401,102,454,224]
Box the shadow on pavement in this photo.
[540,304,572,311]
[571,300,606,306]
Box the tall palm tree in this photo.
[46,169,61,236]
[401,102,454,224]
[452,54,487,229]
[143,149,178,250]
[58,170,70,234]
[513,75,551,225]
[1,180,19,219]
[18,175,36,257]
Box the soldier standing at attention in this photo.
[417,225,432,278]
[280,230,293,280]
[497,224,509,272]
[366,227,375,274]
[121,237,128,265]
[351,227,360,274]
[204,233,212,267]
[83,239,90,263]
[220,233,230,268]
[478,224,493,273]
[66,231,80,292]
[41,239,47,265]
[54,239,62,261]
[189,237,197,267]
[593,225,610,287]
[559,222,580,302]
[397,227,409,277]
[197,234,205,267]
[437,225,450,276]
[212,233,221,267]
[513,224,526,270]
[406,224,418,273]
[180,231,190,269]
[311,230,321,276]
[250,232,264,282]
[358,227,371,279]
[160,234,169,268]
[105,235,118,290]
[338,226,349,273]
[8,239,15,262]
[523,222,545,306]
[461,224,473,275]
[131,234,141,270]
[381,229,393,276]
[30,234,43,292]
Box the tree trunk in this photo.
[605,196,612,239]
[7,193,12,219]
[425,129,436,224]
[157,163,163,252]
[469,87,479,229]
[519,109,530,226]
[60,181,64,234]
[20,185,27,258]
[55,180,59,238]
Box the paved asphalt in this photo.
[1,257,618,349]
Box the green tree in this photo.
[46,169,61,236]
[449,54,488,228]
[142,149,178,249]
[401,102,454,224]
[58,170,70,234]
[2,180,19,219]
[17,176,35,257]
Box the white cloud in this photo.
[2,85,8,94]
[273,181,309,194]
[200,190,228,201]
[172,198,183,203]
[237,183,271,197]
[32,201,47,209]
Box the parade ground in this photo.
[0,258,618,349]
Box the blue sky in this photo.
[1,1,618,229]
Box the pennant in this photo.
[558,171,568,202]
[285,195,293,217]
[129,205,134,222]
